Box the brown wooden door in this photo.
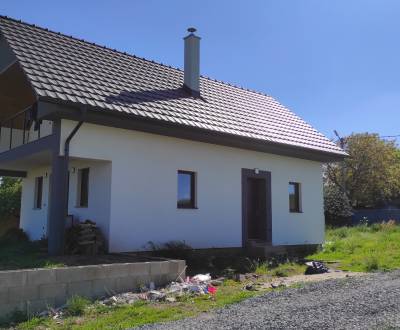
[246,178,267,240]
[242,169,272,245]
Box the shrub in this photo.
[0,177,22,218]
[370,223,381,232]
[273,268,289,277]
[147,240,193,260]
[65,296,91,316]
[1,228,28,243]
[245,259,268,275]
[380,220,397,231]
[364,256,379,272]
[333,227,349,239]
[324,184,353,227]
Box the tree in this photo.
[326,133,400,208]
[324,184,353,226]
[0,177,22,218]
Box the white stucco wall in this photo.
[19,159,112,245]
[59,119,325,253]
[20,166,50,240]
[66,159,112,244]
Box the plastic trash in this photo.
[192,273,212,282]
[305,261,329,275]
[207,285,217,295]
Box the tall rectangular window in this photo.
[77,168,89,207]
[34,176,43,209]
[177,170,196,209]
[289,182,301,213]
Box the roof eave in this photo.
[37,98,347,163]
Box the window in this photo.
[34,176,43,209]
[77,168,89,207]
[177,170,196,209]
[289,182,301,213]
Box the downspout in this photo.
[64,121,84,161]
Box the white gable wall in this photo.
[60,120,324,253]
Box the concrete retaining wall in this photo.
[0,259,185,318]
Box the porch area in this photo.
[0,112,111,253]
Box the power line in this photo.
[380,134,400,138]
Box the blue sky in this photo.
[1,0,399,141]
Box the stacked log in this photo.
[65,220,105,255]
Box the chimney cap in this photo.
[187,27,197,33]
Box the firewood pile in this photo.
[65,220,105,255]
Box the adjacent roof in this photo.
[0,16,346,159]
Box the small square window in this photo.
[289,182,301,213]
[34,176,43,209]
[77,168,89,207]
[177,170,196,209]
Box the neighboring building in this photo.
[0,16,346,254]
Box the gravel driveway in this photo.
[137,270,400,330]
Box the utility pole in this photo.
[334,130,347,196]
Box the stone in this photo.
[67,280,92,298]
[0,270,27,287]
[39,283,67,300]
[9,285,39,302]
[26,268,56,286]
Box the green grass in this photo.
[252,261,306,277]
[16,281,272,330]
[261,262,305,277]
[0,239,63,271]
[8,223,400,329]
[65,296,92,316]
[308,222,400,272]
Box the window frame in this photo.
[77,168,90,208]
[177,170,197,209]
[289,182,302,213]
[33,176,43,209]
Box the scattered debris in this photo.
[234,274,246,282]
[99,273,219,307]
[102,292,140,305]
[270,282,287,289]
[244,283,257,291]
[166,296,177,303]
[192,273,211,282]
[207,285,217,295]
[210,279,224,286]
[305,261,329,275]
[29,268,365,321]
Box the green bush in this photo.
[323,184,352,227]
[1,228,28,243]
[65,296,91,316]
[364,256,379,272]
[333,227,349,239]
[0,177,22,218]
[146,240,193,260]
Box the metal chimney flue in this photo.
[183,27,200,96]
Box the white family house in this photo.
[0,17,346,255]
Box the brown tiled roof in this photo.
[0,16,346,158]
